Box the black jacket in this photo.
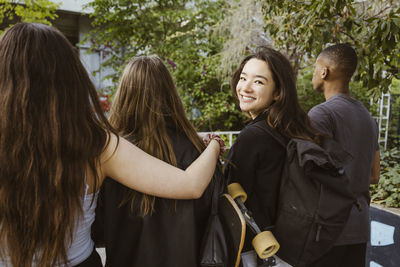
[224,113,286,251]
[92,125,223,267]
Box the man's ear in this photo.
[321,67,329,80]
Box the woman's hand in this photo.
[202,133,226,156]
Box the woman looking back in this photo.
[224,47,319,265]
[0,23,221,267]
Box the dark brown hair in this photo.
[109,55,205,215]
[0,23,113,267]
[231,46,319,142]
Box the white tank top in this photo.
[0,186,99,267]
[66,187,99,266]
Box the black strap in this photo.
[210,167,225,215]
[253,120,288,148]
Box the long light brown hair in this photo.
[109,55,205,215]
[231,47,320,142]
[0,23,113,267]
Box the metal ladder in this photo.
[371,91,391,151]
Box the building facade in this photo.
[55,0,113,91]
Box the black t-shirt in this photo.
[224,113,286,251]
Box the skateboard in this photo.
[219,193,246,267]
[223,183,280,267]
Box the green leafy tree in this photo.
[85,0,244,130]
[0,0,58,33]
[370,146,400,207]
[217,0,400,100]
[215,0,267,79]
[261,0,400,98]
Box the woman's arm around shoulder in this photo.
[99,133,220,199]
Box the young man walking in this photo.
[307,44,380,267]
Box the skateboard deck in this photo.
[218,193,246,267]
[226,183,280,266]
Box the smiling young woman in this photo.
[224,46,320,265]
[235,58,277,119]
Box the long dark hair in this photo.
[231,46,319,142]
[0,23,113,267]
[109,55,206,215]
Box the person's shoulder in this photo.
[325,94,359,109]
[331,95,373,118]
[237,119,282,148]
[167,130,199,167]
[308,102,331,117]
[239,120,267,139]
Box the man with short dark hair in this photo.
[307,44,380,267]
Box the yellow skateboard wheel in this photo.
[227,183,247,203]
[252,231,280,259]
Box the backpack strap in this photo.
[210,167,226,215]
[253,119,288,148]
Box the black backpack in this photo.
[257,122,358,266]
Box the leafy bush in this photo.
[370,146,400,207]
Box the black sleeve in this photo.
[224,126,285,228]
[224,128,258,195]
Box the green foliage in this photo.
[296,67,370,112]
[86,0,399,132]
[0,0,58,33]
[297,66,325,112]
[261,0,400,97]
[85,0,244,131]
[392,79,400,94]
[370,146,400,207]
[388,80,400,139]
[388,92,400,147]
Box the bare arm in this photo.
[100,134,220,199]
[370,150,380,184]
